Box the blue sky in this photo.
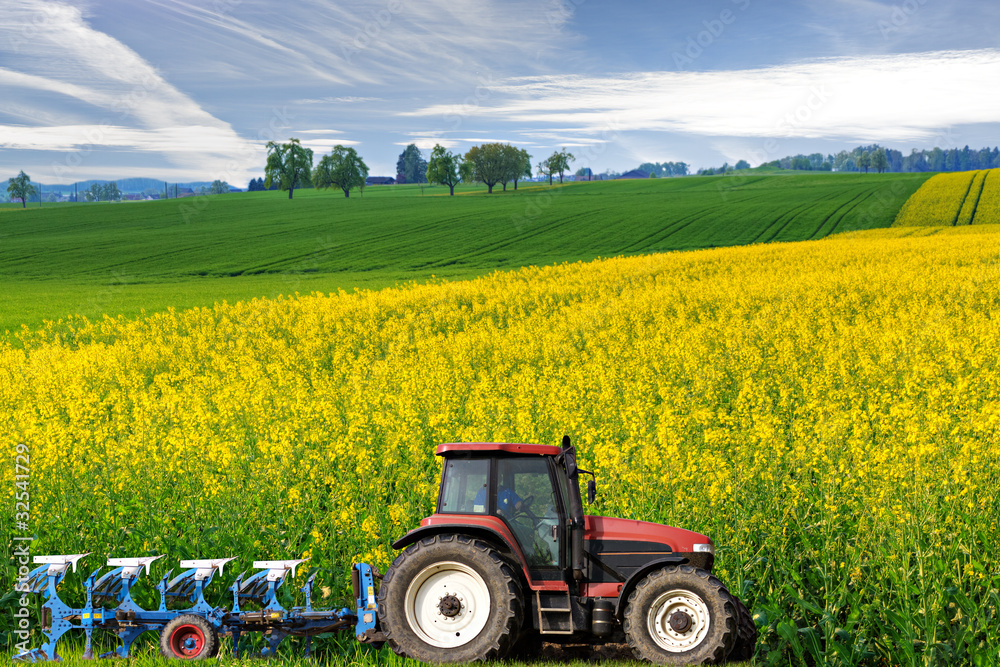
[2,0,1000,186]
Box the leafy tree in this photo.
[463,143,510,194]
[495,144,527,192]
[459,159,476,187]
[426,145,461,195]
[858,151,872,174]
[511,148,532,190]
[102,182,122,202]
[537,159,553,185]
[265,138,313,199]
[872,148,889,174]
[6,171,35,208]
[791,156,811,171]
[209,180,230,195]
[547,149,575,184]
[313,145,369,198]
[734,160,751,170]
[396,144,428,184]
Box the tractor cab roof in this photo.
[435,442,562,457]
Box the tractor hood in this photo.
[584,515,713,554]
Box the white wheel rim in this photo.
[647,589,711,653]
[404,561,491,649]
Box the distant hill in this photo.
[6,177,241,195]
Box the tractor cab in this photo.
[434,442,576,581]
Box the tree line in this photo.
[14,141,1000,206]
[262,141,579,198]
[703,145,1000,175]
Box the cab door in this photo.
[493,456,566,582]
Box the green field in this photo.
[0,173,930,338]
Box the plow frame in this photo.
[13,554,372,662]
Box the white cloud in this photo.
[0,0,260,181]
[293,129,347,135]
[395,138,458,150]
[294,97,385,105]
[296,138,362,153]
[402,49,1000,143]
[141,0,570,88]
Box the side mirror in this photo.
[587,479,596,504]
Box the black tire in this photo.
[623,565,737,665]
[159,614,219,660]
[728,596,758,662]
[377,533,524,662]
[508,630,544,661]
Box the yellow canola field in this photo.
[2,229,1000,662]
[895,168,1000,226]
[974,169,1000,224]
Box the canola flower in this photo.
[895,168,1000,227]
[2,228,1000,664]
[974,169,1000,225]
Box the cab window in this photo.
[496,457,561,567]
[438,459,489,514]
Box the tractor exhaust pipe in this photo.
[560,435,587,582]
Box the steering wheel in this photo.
[512,495,538,522]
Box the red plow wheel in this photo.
[159,614,219,660]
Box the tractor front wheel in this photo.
[378,534,523,662]
[624,565,737,665]
[728,595,759,661]
[159,614,219,660]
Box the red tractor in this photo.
[374,437,757,664]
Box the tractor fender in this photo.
[390,522,526,573]
[613,556,689,620]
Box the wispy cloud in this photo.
[403,49,1000,143]
[294,97,385,105]
[293,129,347,135]
[0,0,259,181]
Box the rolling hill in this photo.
[0,173,931,337]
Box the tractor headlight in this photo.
[693,543,714,554]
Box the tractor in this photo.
[374,437,757,664]
[14,437,756,665]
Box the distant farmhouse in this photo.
[366,176,396,186]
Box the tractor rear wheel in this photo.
[378,534,523,662]
[159,614,219,660]
[623,565,737,665]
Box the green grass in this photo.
[11,641,754,666]
[0,173,931,338]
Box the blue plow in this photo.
[13,554,380,661]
